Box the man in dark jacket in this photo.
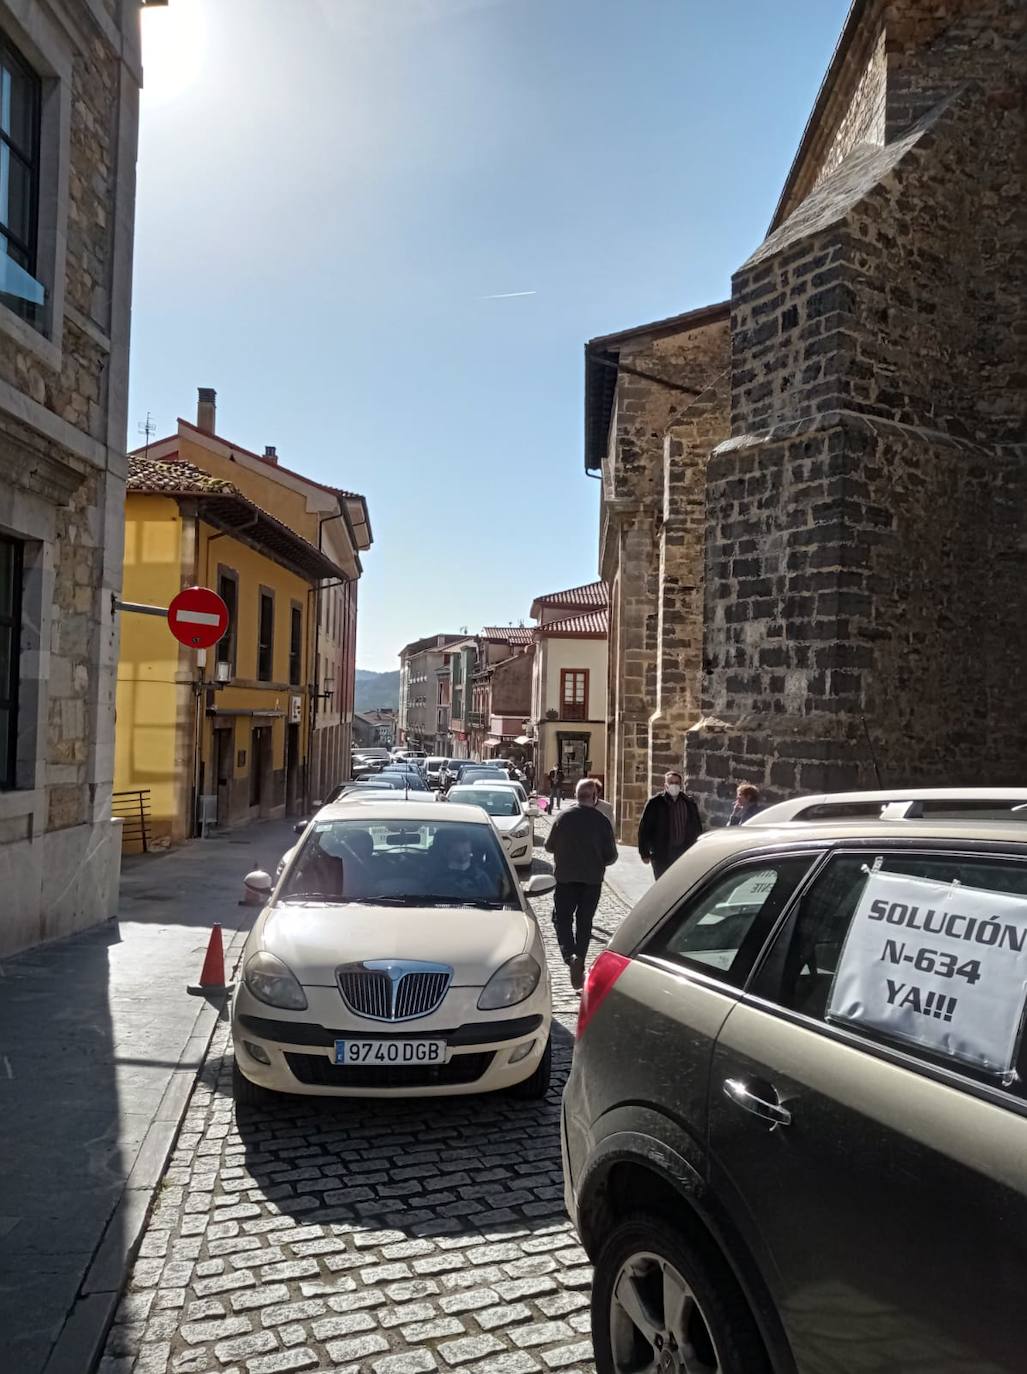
[548,766,564,811]
[638,770,703,880]
[545,778,617,989]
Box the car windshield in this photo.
[449,787,522,817]
[279,819,518,908]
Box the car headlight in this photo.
[243,952,308,1010]
[477,954,541,1010]
[512,823,529,839]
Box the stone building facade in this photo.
[588,0,1026,831]
[0,0,141,954]
[587,308,730,837]
[398,633,462,750]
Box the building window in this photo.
[289,605,302,686]
[257,592,274,681]
[0,33,42,320]
[0,534,22,789]
[560,669,588,721]
[217,570,237,673]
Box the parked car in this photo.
[439,760,493,793]
[460,767,508,787]
[752,786,1027,826]
[393,749,427,763]
[377,766,430,791]
[447,784,535,871]
[563,804,1027,1374]
[423,756,448,789]
[470,778,534,810]
[351,755,387,779]
[234,799,557,1104]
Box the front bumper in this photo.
[232,982,551,1098]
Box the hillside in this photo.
[355,668,400,711]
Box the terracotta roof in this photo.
[128,422,372,549]
[535,609,608,638]
[127,456,235,496]
[127,456,346,582]
[530,581,609,617]
[480,626,534,644]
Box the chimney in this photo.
[263,445,278,465]
[196,387,217,434]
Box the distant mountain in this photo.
[355,669,400,711]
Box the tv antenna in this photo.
[137,412,158,456]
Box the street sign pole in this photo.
[113,587,230,838]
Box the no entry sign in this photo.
[167,586,229,650]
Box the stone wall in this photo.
[602,315,729,837]
[0,1,139,955]
[813,26,887,194]
[685,2,1026,823]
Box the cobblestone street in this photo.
[99,825,630,1374]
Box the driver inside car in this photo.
[431,831,495,900]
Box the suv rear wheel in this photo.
[592,1215,769,1374]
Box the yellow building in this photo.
[115,457,346,845]
[128,388,372,805]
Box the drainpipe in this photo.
[310,509,352,806]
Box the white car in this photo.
[234,799,556,1103]
[446,784,535,871]
[470,778,533,808]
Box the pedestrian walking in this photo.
[638,770,703,880]
[727,783,761,826]
[545,778,618,990]
[548,766,564,810]
[524,760,536,792]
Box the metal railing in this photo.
[112,788,151,853]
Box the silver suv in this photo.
[562,806,1027,1373]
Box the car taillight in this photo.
[576,950,630,1039]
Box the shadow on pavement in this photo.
[203,1019,576,1243]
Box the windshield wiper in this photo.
[281,891,339,903]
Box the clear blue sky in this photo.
[132,0,849,671]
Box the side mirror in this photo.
[522,874,556,898]
[312,799,324,809]
[243,869,273,906]
[294,819,310,834]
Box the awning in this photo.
[515,735,532,745]
[485,737,502,747]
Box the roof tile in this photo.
[533,580,609,609]
[535,609,608,637]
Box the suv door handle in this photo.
[723,1078,792,1127]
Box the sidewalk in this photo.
[0,817,296,1374]
[604,842,652,909]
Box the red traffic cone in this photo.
[187,923,233,996]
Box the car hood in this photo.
[257,903,533,986]
[491,814,526,834]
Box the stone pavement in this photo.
[97,824,632,1374]
[0,818,297,1374]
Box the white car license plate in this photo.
[335,1039,446,1066]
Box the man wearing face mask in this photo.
[638,770,703,880]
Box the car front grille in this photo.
[284,1051,494,1089]
[336,962,452,1022]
